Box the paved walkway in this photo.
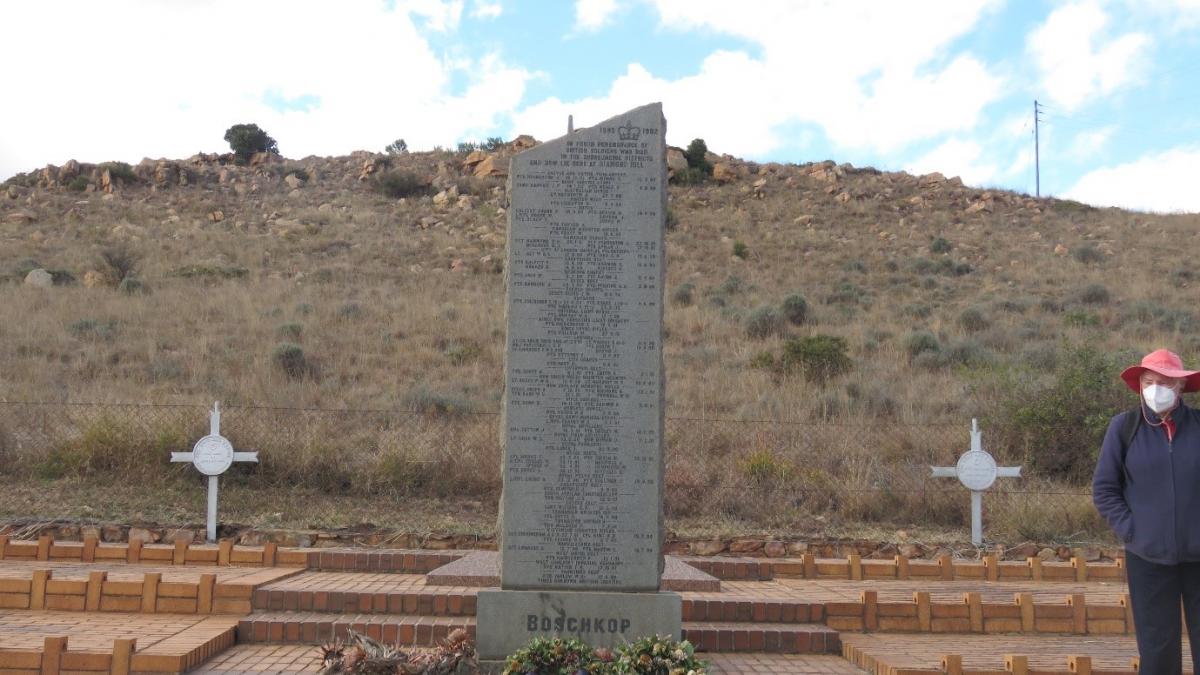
[258,571,1130,606]
[0,558,298,585]
[842,633,1191,672]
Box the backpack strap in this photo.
[1119,407,1141,465]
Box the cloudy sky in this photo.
[3,0,1199,212]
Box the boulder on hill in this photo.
[666,147,687,177]
[509,135,538,152]
[461,150,488,171]
[472,155,506,178]
[23,269,52,288]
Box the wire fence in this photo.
[0,401,1104,540]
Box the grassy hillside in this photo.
[2,143,1198,541]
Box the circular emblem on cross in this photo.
[191,434,235,476]
[955,449,998,491]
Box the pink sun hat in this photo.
[1120,349,1200,393]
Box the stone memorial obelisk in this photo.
[476,103,680,660]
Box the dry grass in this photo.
[3,150,1199,544]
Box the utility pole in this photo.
[1034,100,1043,198]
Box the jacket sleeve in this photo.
[1092,413,1133,543]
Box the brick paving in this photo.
[717,578,1129,605]
[0,610,226,651]
[0,558,300,584]
[841,633,1193,673]
[260,571,1128,606]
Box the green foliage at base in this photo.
[503,635,706,675]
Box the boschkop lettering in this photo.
[527,615,632,635]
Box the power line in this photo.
[1034,100,1044,198]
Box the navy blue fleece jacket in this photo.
[1093,401,1200,564]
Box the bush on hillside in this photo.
[372,170,427,199]
[384,138,408,155]
[780,294,808,325]
[272,343,309,379]
[991,343,1133,482]
[780,335,852,384]
[223,123,278,163]
[745,305,785,339]
[684,138,713,174]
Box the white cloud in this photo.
[470,0,503,19]
[1067,125,1116,160]
[1064,147,1200,212]
[1027,2,1149,111]
[0,1,531,179]
[516,1,1004,158]
[574,0,620,30]
[906,138,998,186]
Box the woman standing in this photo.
[1094,349,1200,672]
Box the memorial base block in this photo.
[475,589,682,661]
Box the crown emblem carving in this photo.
[617,123,641,141]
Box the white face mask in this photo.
[1143,384,1178,413]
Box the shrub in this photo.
[740,449,792,483]
[1076,283,1110,305]
[384,138,408,154]
[336,303,364,320]
[958,307,990,333]
[98,244,140,282]
[1072,245,1104,264]
[780,334,851,384]
[780,294,808,325]
[843,258,867,273]
[745,305,785,339]
[665,206,679,231]
[98,162,139,183]
[670,167,709,185]
[930,236,952,254]
[66,175,90,192]
[904,330,940,360]
[670,282,695,307]
[445,341,481,365]
[683,138,713,175]
[1064,310,1100,328]
[483,136,505,151]
[749,351,776,370]
[713,275,744,296]
[169,264,248,280]
[223,123,278,163]
[902,303,932,319]
[276,323,303,340]
[47,269,77,286]
[117,277,148,295]
[67,318,116,341]
[732,240,749,259]
[941,339,992,367]
[992,344,1133,482]
[373,170,428,199]
[824,280,869,307]
[272,343,308,379]
[405,387,471,418]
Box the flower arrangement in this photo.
[502,635,706,675]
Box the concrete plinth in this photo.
[475,589,681,660]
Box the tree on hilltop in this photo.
[224,123,278,163]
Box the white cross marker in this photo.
[931,419,1021,546]
[171,402,258,543]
